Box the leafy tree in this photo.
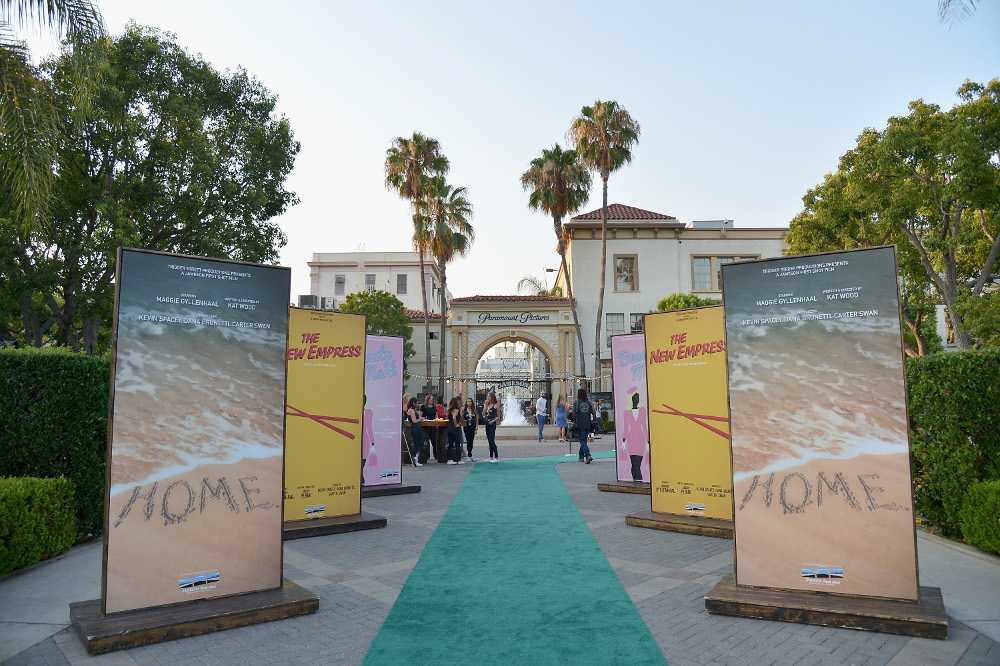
[516,275,562,297]
[655,293,721,312]
[384,132,449,391]
[415,178,473,391]
[1,0,105,231]
[0,25,299,352]
[339,289,416,363]
[520,144,591,377]
[938,0,979,26]
[786,79,1000,351]
[569,100,640,383]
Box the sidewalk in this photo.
[1,439,998,665]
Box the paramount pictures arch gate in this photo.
[448,297,580,404]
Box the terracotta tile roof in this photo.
[570,203,678,221]
[451,295,570,303]
[405,308,442,320]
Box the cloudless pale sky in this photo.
[30,1,1000,300]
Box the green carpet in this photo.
[362,453,666,665]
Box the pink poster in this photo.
[362,335,405,486]
[611,333,650,483]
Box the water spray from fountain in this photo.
[500,392,529,426]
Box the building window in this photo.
[630,313,644,334]
[614,255,638,292]
[397,274,407,294]
[334,274,345,295]
[692,255,759,292]
[606,313,625,347]
[365,274,376,291]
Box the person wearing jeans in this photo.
[573,388,594,463]
[535,392,548,441]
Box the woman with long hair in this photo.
[482,392,501,462]
[462,397,478,462]
[555,394,568,442]
[405,396,425,467]
[572,387,595,464]
[446,396,464,464]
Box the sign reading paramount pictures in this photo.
[104,249,290,615]
[722,247,919,600]
[362,335,404,487]
[644,307,732,519]
[284,309,366,520]
[470,311,558,325]
[610,334,650,483]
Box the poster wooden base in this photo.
[625,509,733,538]
[598,481,651,495]
[704,574,947,639]
[282,511,387,540]
[362,484,421,498]
[69,579,318,655]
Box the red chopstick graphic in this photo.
[652,402,730,440]
[286,405,359,439]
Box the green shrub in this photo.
[907,349,1000,537]
[0,347,109,537]
[0,476,77,575]
[959,481,1000,555]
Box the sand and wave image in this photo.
[723,248,919,601]
[104,251,288,614]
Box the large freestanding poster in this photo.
[644,307,732,520]
[284,308,366,521]
[723,247,918,600]
[104,249,290,615]
[363,335,404,487]
[610,334,650,483]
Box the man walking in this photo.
[535,391,548,441]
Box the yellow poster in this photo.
[284,308,366,521]
[645,306,732,520]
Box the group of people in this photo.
[403,388,598,466]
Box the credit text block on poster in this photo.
[104,249,290,615]
[723,246,918,600]
[363,335,404,487]
[611,333,650,483]
[645,306,732,520]
[284,309,366,520]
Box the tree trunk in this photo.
[418,249,433,393]
[593,176,609,389]
[554,216,586,379]
[439,260,447,395]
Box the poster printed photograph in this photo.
[284,309,366,520]
[610,334,650,484]
[723,246,919,600]
[362,335,404,487]
[644,307,732,520]
[104,249,290,615]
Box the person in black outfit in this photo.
[462,398,478,462]
[482,391,501,462]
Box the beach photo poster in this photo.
[723,246,919,600]
[103,249,290,615]
[284,308,366,521]
[611,333,650,484]
[362,335,404,487]
[645,307,733,520]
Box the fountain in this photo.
[500,392,529,426]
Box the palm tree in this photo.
[384,132,449,392]
[1,0,105,231]
[569,100,640,388]
[520,144,591,379]
[416,178,474,392]
[516,275,562,297]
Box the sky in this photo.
[28,1,1000,301]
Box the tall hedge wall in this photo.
[907,349,1000,537]
[0,347,109,537]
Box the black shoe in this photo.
[585,455,593,464]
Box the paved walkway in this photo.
[2,439,999,665]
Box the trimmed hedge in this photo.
[0,347,109,537]
[907,349,1000,538]
[0,476,77,575]
[960,481,1000,555]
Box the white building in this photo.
[554,203,787,389]
[305,251,452,312]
